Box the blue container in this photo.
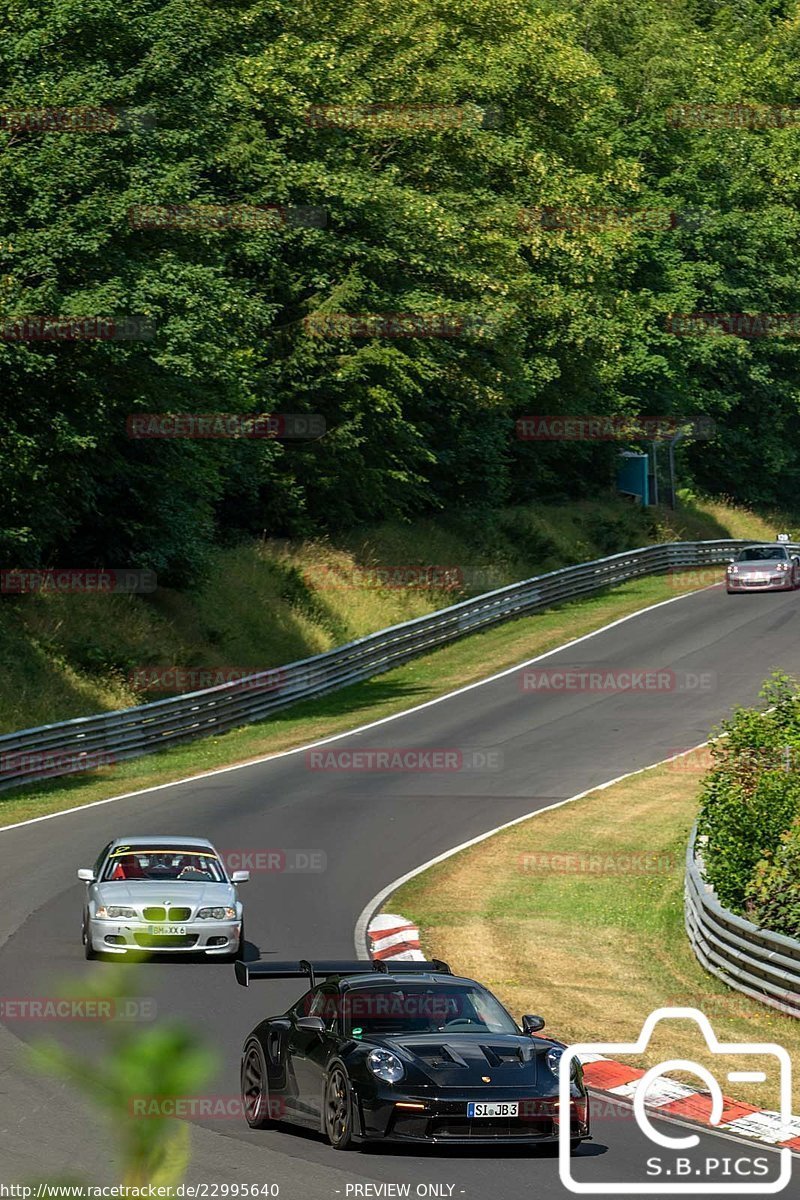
[616,452,649,505]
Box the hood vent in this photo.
[403,1043,469,1068]
[480,1043,535,1066]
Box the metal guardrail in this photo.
[0,537,762,792]
[685,825,800,1018]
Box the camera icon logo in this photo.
[559,1007,793,1194]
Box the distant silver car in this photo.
[79,836,248,959]
[726,544,800,593]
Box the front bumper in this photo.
[88,918,241,954]
[356,1087,590,1144]
[727,574,793,591]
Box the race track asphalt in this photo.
[0,583,798,1198]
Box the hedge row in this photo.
[697,673,800,939]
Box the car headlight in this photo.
[197,906,236,919]
[367,1048,405,1084]
[546,1046,578,1079]
[95,906,136,919]
[727,565,738,574]
[777,562,789,571]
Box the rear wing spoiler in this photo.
[234,958,451,987]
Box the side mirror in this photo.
[231,870,250,883]
[77,868,95,882]
[295,1016,326,1035]
[522,1014,545,1034]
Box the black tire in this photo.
[241,1037,274,1129]
[324,1065,355,1150]
[83,912,97,960]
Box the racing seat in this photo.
[111,856,145,880]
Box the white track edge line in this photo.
[0,586,715,835]
[353,741,711,958]
[354,743,800,1161]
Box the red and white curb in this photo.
[367,913,425,961]
[366,913,800,1154]
[580,1054,800,1151]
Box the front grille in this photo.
[134,933,199,948]
[429,1117,551,1138]
[142,906,192,922]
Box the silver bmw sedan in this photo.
[78,836,248,959]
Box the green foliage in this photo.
[745,817,800,939]
[2,0,800,578]
[29,966,215,1188]
[697,672,800,910]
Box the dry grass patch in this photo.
[391,761,800,1111]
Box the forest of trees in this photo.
[2,0,800,583]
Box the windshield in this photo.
[101,847,227,882]
[737,546,787,562]
[339,983,519,1036]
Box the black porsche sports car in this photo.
[235,957,590,1150]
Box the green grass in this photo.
[1,570,712,827]
[389,756,800,1112]
[1,494,793,736]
